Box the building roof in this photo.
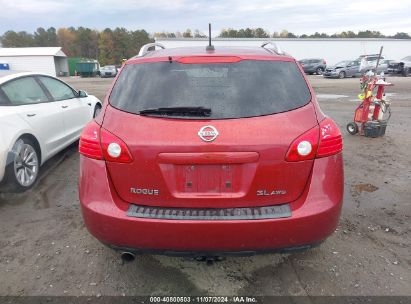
[0,47,67,57]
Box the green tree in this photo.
[98,28,115,65]
[392,32,410,39]
[74,27,99,58]
[243,28,253,38]
[253,28,269,38]
[57,27,76,56]
[183,29,192,38]
[0,31,35,47]
[33,27,57,46]
[129,29,153,58]
[194,29,206,38]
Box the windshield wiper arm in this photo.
[139,106,211,117]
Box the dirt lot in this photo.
[0,75,410,297]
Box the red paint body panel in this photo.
[102,104,317,208]
[79,153,343,251]
[157,152,259,164]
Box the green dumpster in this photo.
[75,60,100,77]
[68,57,82,76]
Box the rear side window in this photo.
[38,76,76,101]
[109,60,311,119]
[1,77,49,105]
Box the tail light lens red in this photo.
[79,121,103,160]
[286,117,342,162]
[79,121,133,163]
[285,125,319,161]
[100,128,133,163]
[317,117,343,158]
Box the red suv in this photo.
[79,43,343,256]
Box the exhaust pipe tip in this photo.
[120,251,136,263]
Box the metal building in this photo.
[155,38,411,65]
[0,47,69,76]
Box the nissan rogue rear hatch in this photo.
[104,58,317,208]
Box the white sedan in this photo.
[0,71,102,192]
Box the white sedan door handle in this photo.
[62,105,69,108]
[26,113,36,117]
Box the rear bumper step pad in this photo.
[127,204,291,220]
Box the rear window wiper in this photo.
[139,106,211,117]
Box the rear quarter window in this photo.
[109,60,311,119]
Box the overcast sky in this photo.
[1,0,411,36]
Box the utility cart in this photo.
[347,47,393,138]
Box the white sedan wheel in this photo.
[13,140,39,188]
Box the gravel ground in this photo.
[0,75,410,297]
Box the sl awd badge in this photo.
[198,125,219,142]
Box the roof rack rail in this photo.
[135,42,166,57]
[261,41,284,55]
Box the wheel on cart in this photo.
[347,122,358,135]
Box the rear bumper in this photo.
[303,68,316,73]
[79,154,344,253]
[323,72,339,78]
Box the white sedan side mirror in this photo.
[78,90,88,98]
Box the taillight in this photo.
[285,125,319,162]
[285,117,342,162]
[79,121,133,163]
[317,117,343,158]
[79,121,103,160]
[100,128,133,163]
[323,60,327,65]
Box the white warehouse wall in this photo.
[156,38,411,65]
[0,55,57,76]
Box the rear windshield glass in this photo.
[109,60,311,119]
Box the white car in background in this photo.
[0,71,102,192]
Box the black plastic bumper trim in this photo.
[107,242,322,258]
[126,203,291,221]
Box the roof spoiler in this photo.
[135,42,166,58]
[261,41,284,55]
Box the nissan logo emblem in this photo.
[198,125,219,142]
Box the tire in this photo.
[316,67,324,75]
[402,68,409,77]
[93,104,102,118]
[347,122,358,135]
[3,138,40,192]
[338,71,346,79]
